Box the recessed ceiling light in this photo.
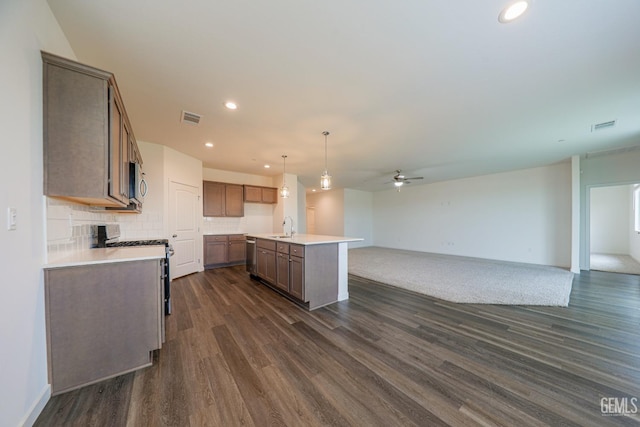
[264,164,270,169]
[499,0,530,23]
[205,142,214,148]
[224,101,238,110]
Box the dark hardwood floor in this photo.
[35,267,640,426]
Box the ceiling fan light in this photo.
[499,0,529,23]
[394,181,403,187]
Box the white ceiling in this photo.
[47,0,640,192]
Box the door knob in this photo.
[172,234,177,238]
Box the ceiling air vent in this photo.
[181,110,202,125]
[591,120,616,132]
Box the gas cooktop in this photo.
[106,239,169,247]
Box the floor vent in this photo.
[591,120,616,132]
[181,110,202,125]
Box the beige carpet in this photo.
[348,247,574,306]
[590,253,640,275]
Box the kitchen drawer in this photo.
[229,234,246,241]
[257,239,276,251]
[206,235,228,242]
[290,244,305,258]
[277,242,289,254]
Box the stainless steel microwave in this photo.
[129,161,147,204]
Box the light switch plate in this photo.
[7,207,17,231]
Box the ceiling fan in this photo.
[390,170,423,189]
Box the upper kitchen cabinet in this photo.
[244,185,278,204]
[42,51,141,208]
[203,181,244,217]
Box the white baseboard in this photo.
[20,384,50,427]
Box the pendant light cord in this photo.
[323,131,329,172]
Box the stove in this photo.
[92,224,173,315]
[107,239,169,247]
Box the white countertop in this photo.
[248,233,363,246]
[44,246,166,269]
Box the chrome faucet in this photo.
[283,216,294,237]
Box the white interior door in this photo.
[306,207,316,235]
[169,180,200,279]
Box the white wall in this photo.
[580,147,640,269]
[344,189,373,248]
[296,180,307,234]
[306,190,345,237]
[0,1,75,425]
[589,185,631,254]
[629,185,640,263]
[372,163,572,267]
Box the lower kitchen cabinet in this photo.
[289,255,304,300]
[276,252,290,292]
[44,259,163,395]
[256,239,277,283]
[204,235,228,265]
[255,239,311,303]
[228,235,246,264]
[204,234,246,268]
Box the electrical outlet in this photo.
[7,207,17,231]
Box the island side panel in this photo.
[305,243,339,310]
[337,242,349,301]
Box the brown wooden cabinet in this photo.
[204,235,228,266]
[44,259,163,395]
[256,239,277,283]
[255,239,307,301]
[289,254,305,300]
[276,243,305,300]
[276,243,290,292]
[203,181,244,217]
[42,51,139,208]
[225,184,244,216]
[244,185,278,204]
[204,234,246,268]
[228,235,247,263]
[253,239,337,309]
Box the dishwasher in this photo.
[246,237,256,275]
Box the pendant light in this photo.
[280,154,290,198]
[320,131,331,190]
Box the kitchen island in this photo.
[248,233,363,310]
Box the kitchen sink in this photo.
[269,235,290,239]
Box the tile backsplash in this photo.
[202,216,246,235]
[117,210,164,240]
[46,198,117,260]
[46,197,165,261]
